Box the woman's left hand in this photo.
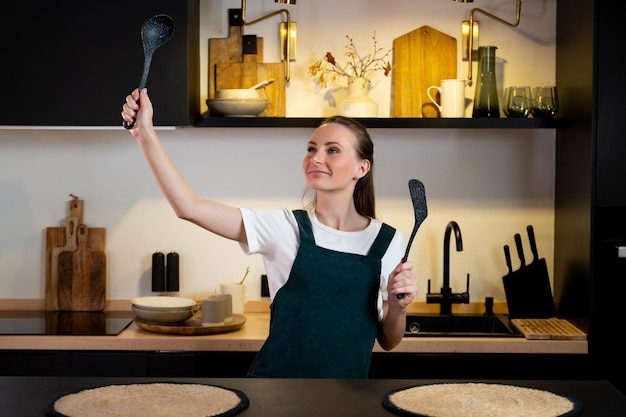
[388,260,417,306]
[378,260,417,350]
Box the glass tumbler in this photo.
[532,86,559,118]
[504,86,533,118]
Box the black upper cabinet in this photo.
[0,0,199,126]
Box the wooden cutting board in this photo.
[392,26,457,118]
[57,224,106,312]
[208,9,286,117]
[512,318,587,340]
[208,9,244,102]
[45,197,106,311]
[45,217,78,311]
[215,35,286,117]
[46,226,105,305]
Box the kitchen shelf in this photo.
[195,117,565,129]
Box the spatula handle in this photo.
[123,96,140,129]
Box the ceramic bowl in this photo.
[206,98,269,117]
[215,89,260,100]
[132,304,198,324]
[131,296,197,311]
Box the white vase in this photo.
[341,77,378,118]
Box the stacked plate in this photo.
[131,296,198,324]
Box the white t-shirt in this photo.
[239,208,406,321]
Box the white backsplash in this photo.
[0,0,556,305]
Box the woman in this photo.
[121,88,417,378]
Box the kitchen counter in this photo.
[0,299,587,354]
[1,376,624,417]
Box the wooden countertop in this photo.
[0,299,588,354]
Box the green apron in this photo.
[247,209,396,378]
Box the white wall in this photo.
[0,0,557,305]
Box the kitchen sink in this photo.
[404,314,523,337]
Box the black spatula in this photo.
[397,179,428,299]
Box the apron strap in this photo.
[293,209,315,244]
[367,223,396,259]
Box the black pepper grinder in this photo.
[166,251,179,292]
[151,252,165,292]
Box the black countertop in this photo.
[1,377,624,416]
[0,311,135,335]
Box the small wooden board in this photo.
[512,318,587,340]
[135,314,246,335]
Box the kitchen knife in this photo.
[504,244,513,274]
[527,225,539,262]
[514,233,525,267]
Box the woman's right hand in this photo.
[121,88,154,137]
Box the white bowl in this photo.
[131,296,196,311]
[207,98,269,117]
[215,89,259,100]
[132,304,198,324]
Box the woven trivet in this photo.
[45,382,249,417]
[382,382,581,417]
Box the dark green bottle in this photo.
[472,46,500,118]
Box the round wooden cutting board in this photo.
[135,314,246,335]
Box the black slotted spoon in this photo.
[397,179,428,299]
[123,14,175,129]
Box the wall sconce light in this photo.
[461,20,479,62]
[457,0,522,80]
[241,0,297,81]
[280,22,297,61]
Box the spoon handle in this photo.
[123,102,139,129]
[123,55,152,129]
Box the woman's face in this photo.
[302,123,369,192]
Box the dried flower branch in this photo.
[308,33,392,88]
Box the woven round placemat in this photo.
[45,382,249,417]
[382,382,581,417]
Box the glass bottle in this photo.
[472,46,500,118]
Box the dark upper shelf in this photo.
[194,117,565,129]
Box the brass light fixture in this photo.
[241,0,297,81]
[457,0,522,80]
[280,21,297,61]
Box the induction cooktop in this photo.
[0,310,135,335]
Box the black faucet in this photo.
[426,220,470,315]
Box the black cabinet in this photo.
[555,0,626,360]
[595,4,626,207]
[0,0,199,126]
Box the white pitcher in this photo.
[427,79,468,118]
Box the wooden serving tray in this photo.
[135,314,246,335]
